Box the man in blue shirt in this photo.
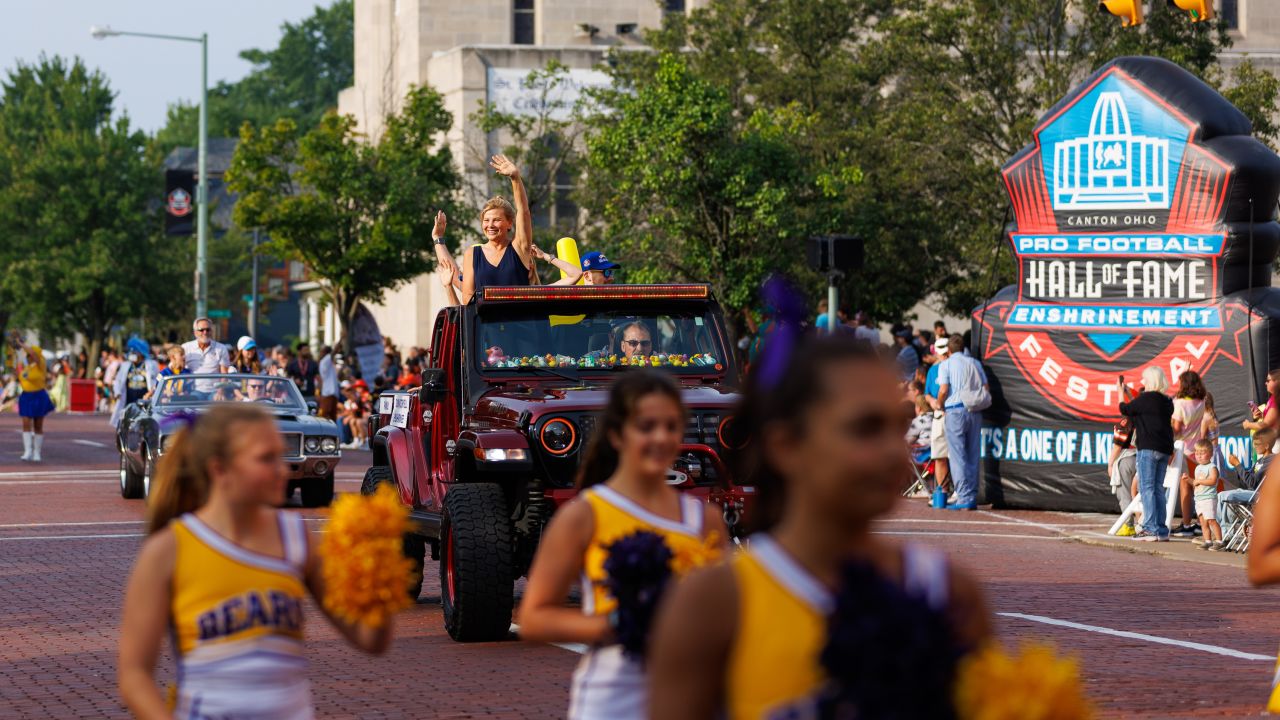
[893,326,919,381]
[936,334,988,510]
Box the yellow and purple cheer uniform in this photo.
[571,485,714,720]
[17,345,54,419]
[725,535,950,720]
[170,512,313,719]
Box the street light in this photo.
[91,24,209,319]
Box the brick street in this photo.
[1,413,1277,718]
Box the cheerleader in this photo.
[117,404,392,719]
[12,334,53,462]
[517,371,728,720]
[648,336,991,719]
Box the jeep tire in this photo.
[119,450,144,499]
[361,466,425,600]
[440,483,513,642]
[301,472,335,508]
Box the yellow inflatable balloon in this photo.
[556,237,583,283]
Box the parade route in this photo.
[1,414,1277,718]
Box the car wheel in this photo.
[119,450,144,500]
[440,483,513,642]
[361,466,423,600]
[300,472,335,508]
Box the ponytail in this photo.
[576,370,685,490]
[146,403,274,534]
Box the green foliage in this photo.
[579,53,827,310]
[0,56,180,358]
[226,86,461,351]
[152,0,353,155]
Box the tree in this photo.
[578,53,828,310]
[152,0,353,155]
[226,86,461,353]
[0,56,180,360]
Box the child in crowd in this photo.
[1186,439,1224,550]
[117,405,392,718]
[906,396,932,466]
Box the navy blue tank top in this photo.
[471,243,530,293]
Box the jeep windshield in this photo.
[474,305,731,377]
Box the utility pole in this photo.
[249,229,261,338]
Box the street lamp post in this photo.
[91,25,209,319]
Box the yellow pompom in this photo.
[671,532,724,576]
[319,483,414,628]
[955,642,1094,720]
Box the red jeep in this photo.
[361,284,752,641]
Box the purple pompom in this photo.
[601,530,674,663]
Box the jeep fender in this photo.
[377,425,424,507]
[454,429,533,511]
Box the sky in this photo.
[0,0,334,133]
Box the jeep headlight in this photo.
[304,436,321,453]
[539,418,577,456]
[473,448,528,462]
[320,437,338,454]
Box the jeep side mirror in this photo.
[419,368,447,404]
[306,399,319,415]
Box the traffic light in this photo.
[1168,0,1213,21]
[1099,0,1143,26]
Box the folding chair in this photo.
[1221,473,1265,553]
[902,451,935,498]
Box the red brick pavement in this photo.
[4,413,1280,717]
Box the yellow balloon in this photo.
[556,237,583,283]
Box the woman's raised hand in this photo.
[432,210,447,240]
[490,154,520,179]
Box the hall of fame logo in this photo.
[993,64,1248,422]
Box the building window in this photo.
[514,0,535,45]
[530,134,579,232]
[665,0,686,13]
[1220,0,1239,29]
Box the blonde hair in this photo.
[146,404,275,534]
[1141,366,1168,394]
[480,196,515,225]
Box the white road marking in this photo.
[873,531,1066,540]
[72,439,108,448]
[0,533,145,541]
[0,520,143,528]
[882,518,1091,527]
[508,623,588,655]
[997,612,1275,662]
[0,470,116,478]
[0,479,116,486]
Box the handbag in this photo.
[954,356,992,412]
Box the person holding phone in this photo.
[1118,367,1175,541]
[1244,370,1280,443]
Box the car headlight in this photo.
[320,437,338,454]
[540,418,577,456]
[304,436,321,453]
[473,448,528,462]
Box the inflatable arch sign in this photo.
[977,56,1280,511]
